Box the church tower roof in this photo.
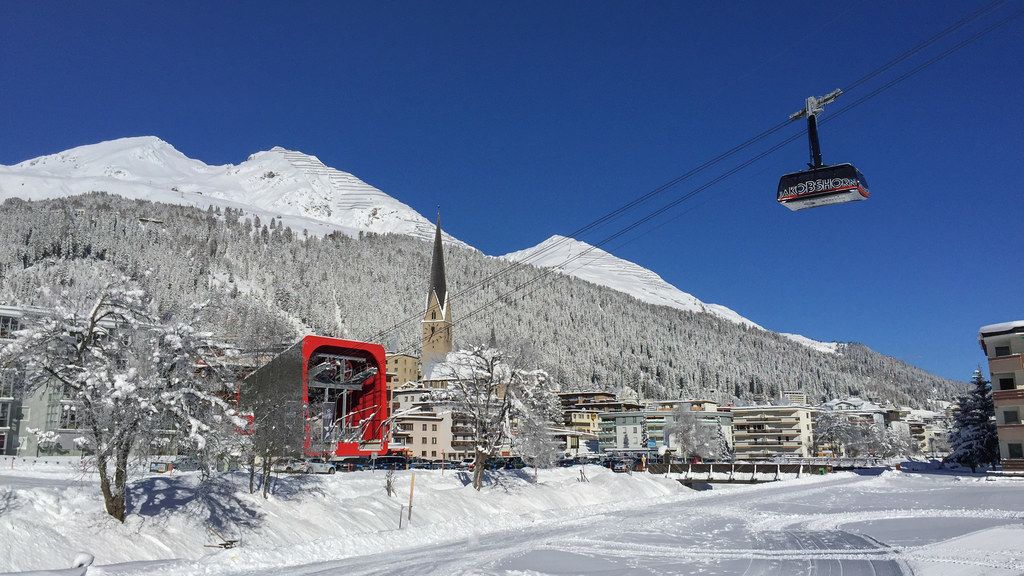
[429,213,447,308]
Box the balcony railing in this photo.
[989,354,1024,373]
[733,417,801,425]
[994,389,1024,403]
[734,428,796,436]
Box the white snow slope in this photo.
[3,462,1024,576]
[0,136,467,247]
[503,235,839,354]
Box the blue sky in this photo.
[2,1,1022,381]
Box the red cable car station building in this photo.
[240,335,389,458]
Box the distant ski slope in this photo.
[503,235,839,354]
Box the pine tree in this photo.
[948,369,999,472]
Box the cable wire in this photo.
[371,0,1020,348]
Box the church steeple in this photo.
[428,213,447,309]
[421,213,453,368]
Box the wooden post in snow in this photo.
[407,472,416,523]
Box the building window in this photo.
[0,370,15,398]
[999,377,1016,391]
[432,424,437,431]
[0,316,21,339]
[422,424,427,431]
[431,450,437,457]
[59,404,81,430]
[421,450,427,457]
[0,432,6,452]
[1005,410,1021,426]
[1009,443,1024,459]
[422,437,428,444]
[995,345,1011,357]
[431,437,437,445]
[0,403,9,428]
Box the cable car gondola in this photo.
[777,89,870,211]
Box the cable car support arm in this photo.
[789,89,842,169]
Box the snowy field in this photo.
[1,460,1023,576]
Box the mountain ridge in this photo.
[1,136,468,247]
[503,235,839,354]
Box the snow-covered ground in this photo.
[2,461,1023,576]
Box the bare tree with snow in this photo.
[512,371,562,480]
[431,346,555,490]
[1,271,242,521]
[663,405,725,461]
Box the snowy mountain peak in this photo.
[13,136,205,177]
[1,137,466,246]
[502,235,838,354]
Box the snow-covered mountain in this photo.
[0,136,466,246]
[2,137,838,353]
[503,235,839,354]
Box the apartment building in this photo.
[389,385,477,461]
[729,405,816,460]
[385,353,421,391]
[597,400,733,456]
[645,399,734,451]
[599,411,648,454]
[820,397,886,428]
[0,305,79,456]
[781,390,809,405]
[979,321,1024,472]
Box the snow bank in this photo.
[907,525,1024,576]
[0,466,682,574]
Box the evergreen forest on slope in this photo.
[0,194,963,408]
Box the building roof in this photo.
[821,397,884,412]
[730,404,816,412]
[979,320,1024,336]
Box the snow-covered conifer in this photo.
[948,370,998,472]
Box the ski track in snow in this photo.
[65,470,1022,576]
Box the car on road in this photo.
[408,458,434,470]
[611,461,630,473]
[305,458,337,474]
[331,457,371,472]
[370,455,408,470]
[272,458,311,474]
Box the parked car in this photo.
[502,457,527,470]
[557,458,577,468]
[408,458,434,470]
[304,457,337,474]
[370,455,408,470]
[272,458,311,474]
[611,460,630,473]
[458,458,475,470]
[331,457,370,472]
